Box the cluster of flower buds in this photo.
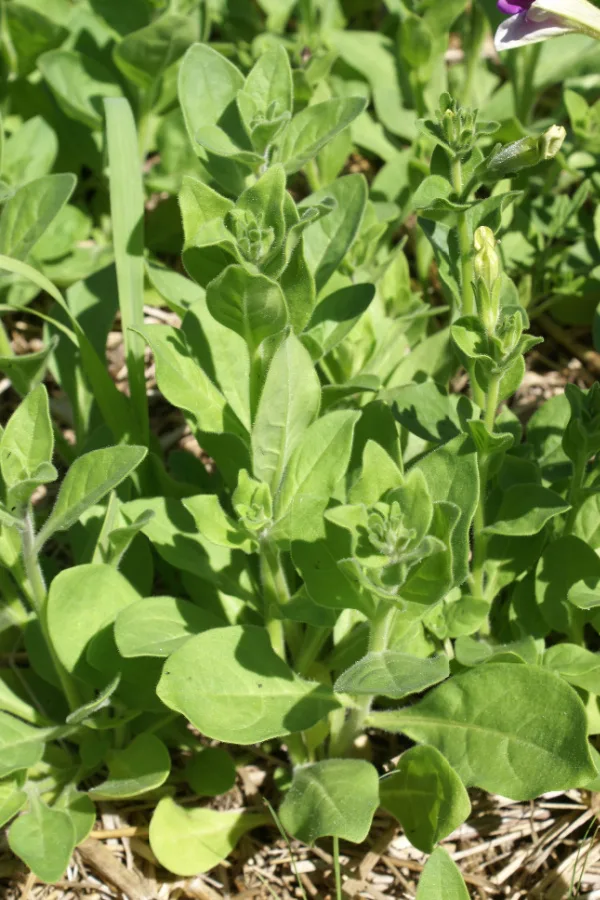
[420,94,499,159]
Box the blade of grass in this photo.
[104,97,149,446]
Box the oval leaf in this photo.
[334,652,449,699]
[157,625,340,744]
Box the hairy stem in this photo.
[471,374,501,598]
[329,603,396,758]
[451,156,475,317]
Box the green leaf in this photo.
[0,173,75,259]
[66,674,121,725]
[275,97,366,174]
[416,848,469,900]
[0,777,27,829]
[241,44,292,117]
[0,713,45,778]
[535,536,600,634]
[149,797,269,876]
[183,494,253,550]
[47,564,140,676]
[1,116,57,185]
[185,746,236,797]
[271,410,360,543]
[89,734,171,800]
[334,653,449,699]
[292,520,376,618]
[178,44,247,190]
[114,14,198,89]
[206,265,287,350]
[302,283,375,361]
[484,484,570,536]
[38,50,121,130]
[543,644,600,694]
[37,446,147,546]
[279,759,379,843]
[369,663,595,800]
[8,797,75,883]
[415,435,479,585]
[115,595,222,658]
[4,3,68,77]
[157,625,340,744]
[301,175,367,292]
[380,745,471,853]
[104,98,148,443]
[136,324,246,440]
[0,384,53,490]
[53,785,95,845]
[252,333,320,492]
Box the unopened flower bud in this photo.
[484,123,565,179]
[474,227,501,332]
[539,124,566,159]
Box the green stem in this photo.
[451,156,475,317]
[305,158,321,193]
[471,374,501,598]
[333,836,342,900]
[563,454,587,537]
[21,510,80,712]
[295,625,328,677]
[260,540,288,659]
[329,603,396,758]
[514,44,541,125]
[0,319,12,357]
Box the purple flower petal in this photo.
[497,0,533,13]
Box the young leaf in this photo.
[47,564,140,676]
[0,173,75,259]
[334,652,449,699]
[65,674,121,725]
[8,797,75,884]
[380,745,471,854]
[275,97,366,174]
[484,484,570,536]
[369,663,595,800]
[271,410,360,543]
[416,848,469,900]
[115,595,222,658]
[185,746,236,797]
[149,797,270,876]
[37,446,147,546]
[157,625,340,744]
[252,333,321,492]
[0,384,53,490]
[89,734,171,800]
[279,759,379,843]
[206,265,287,350]
[302,282,375,361]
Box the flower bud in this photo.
[484,124,565,179]
[539,124,566,159]
[474,227,501,332]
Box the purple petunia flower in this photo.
[494,0,600,51]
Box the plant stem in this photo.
[329,603,396,758]
[333,836,342,900]
[21,509,80,712]
[563,454,587,537]
[260,540,288,659]
[451,156,474,318]
[295,625,328,677]
[471,373,501,598]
